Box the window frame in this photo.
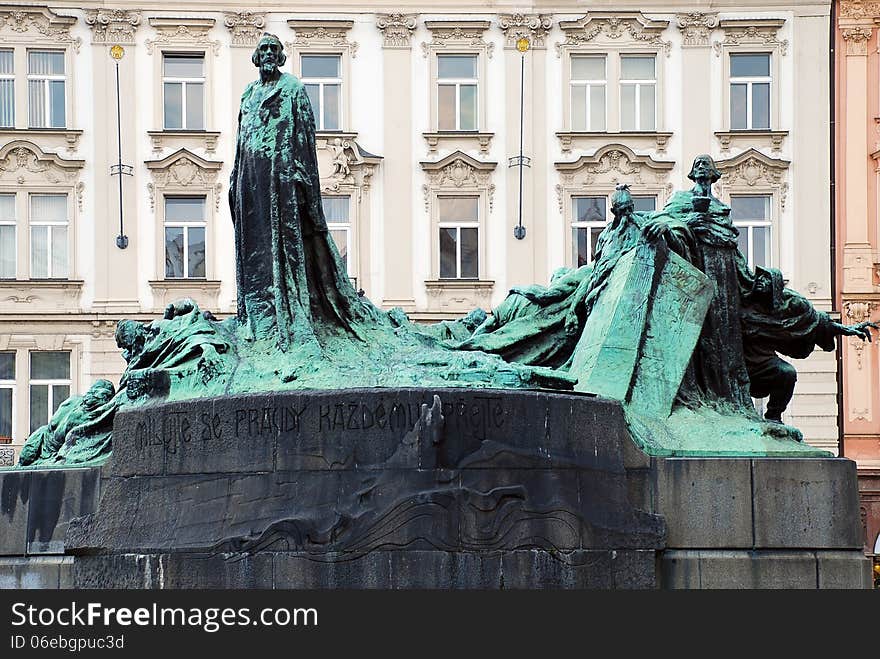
[569,54,607,132]
[322,194,354,279]
[619,54,657,132]
[570,195,609,267]
[163,195,208,280]
[28,350,71,434]
[300,53,343,132]
[161,52,206,131]
[730,193,773,269]
[436,54,479,132]
[437,194,481,280]
[430,49,487,133]
[0,192,16,279]
[0,351,15,444]
[26,49,66,129]
[27,191,70,280]
[0,48,14,128]
[728,52,772,131]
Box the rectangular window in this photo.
[27,50,65,128]
[301,55,341,131]
[0,49,13,127]
[164,196,206,279]
[632,195,657,213]
[0,352,14,443]
[730,53,770,130]
[163,54,205,130]
[570,55,606,132]
[572,196,608,266]
[29,193,68,279]
[731,194,772,268]
[620,55,656,131]
[0,193,15,278]
[322,196,351,273]
[437,55,478,131]
[438,196,479,279]
[29,351,70,433]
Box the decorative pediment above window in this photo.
[420,150,497,211]
[223,11,265,47]
[498,13,553,50]
[422,20,493,58]
[376,13,418,48]
[714,149,790,208]
[713,18,788,57]
[145,148,222,191]
[0,5,80,51]
[287,19,358,58]
[317,134,382,194]
[554,144,673,213]
[146,17,219,55]
[0,140,83,185]
[85,8,141,45]
[556,12,671,58]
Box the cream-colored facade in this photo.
[0,1,836,464]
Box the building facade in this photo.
[836,0,880,574]
[0,2,835,469]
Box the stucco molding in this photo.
[287,19,358,58]
[145,148,222,190]
[0,140,84,185]
[376,13,417,49]
[422,20,493,59]
[554,143,674,188]
[146,16,219,56]
[223,11,265,48]
[0,5,80,51]
[498,13,553,50]
[675,12,718,47]
[556,12,671,59]
[714,148,790,209]
[420,150,497,211]
[85,8,141,45]
[712,18,787,57]
[841,26,873,55]
[840,1,880,19]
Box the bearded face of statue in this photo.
[252,35,286,79]
[688,155,721,185]
[82,380,115,412]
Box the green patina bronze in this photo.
[14,39,879,468]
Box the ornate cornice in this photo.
[376,13,417,49]
[675,12,718,47]
[841,26,873,55]
[85,8,141,45]
[713,18,788,57]
[556,12,671,58]
[422,20,494,59]
[146,17,219,55]
[498,13,553,50]
[420,150,497,212]
[223,11,265,47]
[715,148,790,209]
[0,5,81,52]
[145,148,222,189]
[287,19,358,57]
[0,140,84,186]
[840,1,880,19]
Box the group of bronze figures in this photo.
[15,34,877,467]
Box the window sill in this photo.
[147,130,221,154]
[148,279,222,314]
[715,130,787,153]
[556,131,673,155]
[0,279,83,311]
[424,278,494,313]
[0,128,83,150]
[422,131,494,156]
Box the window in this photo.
[0,193,15,278]
[438,55,478,131]
[0,352,14,443]
[572,196,608,266]
[163,54,205,130]
[0,49,13,127]
[632,196,656,212]
[164,197,206,279]
[301,55,341,131]
[29,193,68,279]
[731,195,771,268]
[322,196,350,273]
[438,196,479,279]
[27,50,65,128]
[570,55,606,132]
[730,53,770,130]
[620,55,656,131]
[29,351,69,433]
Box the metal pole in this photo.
[115,59,128,249]
[513,50,526,240]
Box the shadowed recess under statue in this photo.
[13,35,878,468]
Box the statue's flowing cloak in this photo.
[230,73,366,348]
[654,190,837,413]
